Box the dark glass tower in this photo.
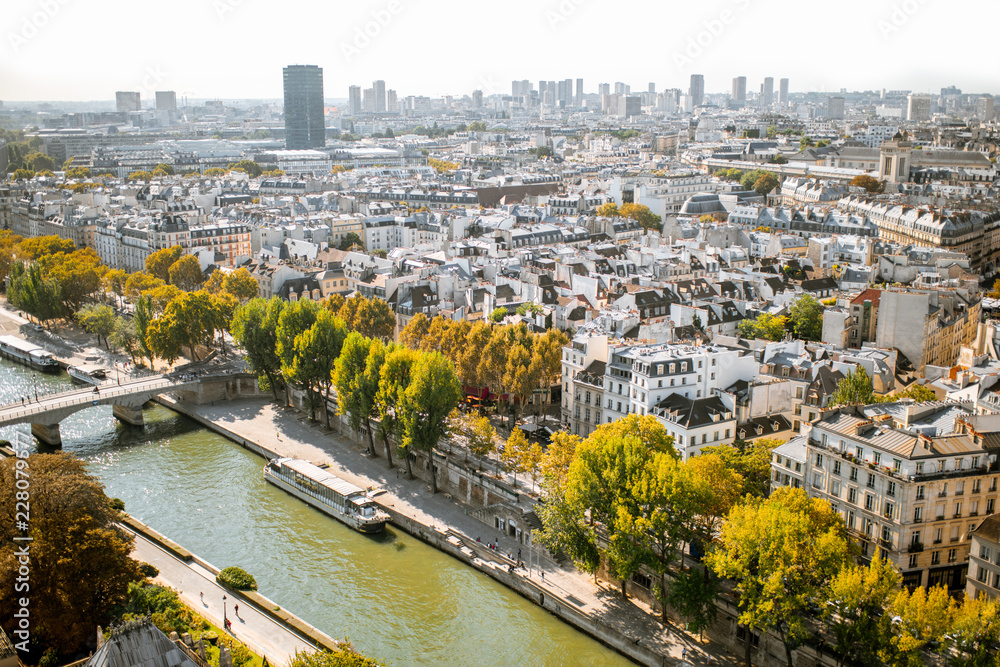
[283,65,325,149]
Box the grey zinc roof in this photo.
[972,514,1000,544]
[87,621,201,667]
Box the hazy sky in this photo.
[2,0,997,103]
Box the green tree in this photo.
[400,351,461,493]
[619,203,662,232]
[221,268,258,302]
[42,247,106,313]
[665,567,719,641]
[7,261,64,325]
[789,294,824,341]
[0,453,144,658]
[464,414,497,470]
[110,316,141,364]
[16,235,75,260]
[830,366,877,406]
[702,439,782,498]
[753,173,779,197]
[489,307,507,323]
[65,166,92,179]
[398,313,431,349]
[950,593,1000,667]
[226,159,263,177]
[596,202,619,217]
[338,232,364,251]
[502,426,530,487]
[231,297,286,399]
[76,303,116,348]
[503,343,536,428]
[127,170,153,181]
[167,254,203,290]
[881,585,956,667]
[897,383,937,402]
[288,646,381,667]
[124,272,165,302]
[147,290,219,363]
[288,310,348,424]
[103,268,128,307]
[849,174,884,193]
[133,294,155,367]
[737,313,787,341]
[708,487,852,667]
[276,299,321,384]
[145,246,184,283]
[26,152,56,172]
[825,556,901,667]
[375,345,418,472]
[334,332,374,439]
[343,296,395,340]
[153,163,175,175]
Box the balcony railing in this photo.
[908,542,924,553]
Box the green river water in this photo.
[3,360,630,667]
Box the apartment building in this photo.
[967,514,1000,600]
[561,331,611,427]
[601,342,758,425]
[875,289,980,372]
[569,360,605,438]
[783,405,1000,591]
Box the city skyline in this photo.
[2,0,998,102]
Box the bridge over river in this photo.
[0,369,254,445]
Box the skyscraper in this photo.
[907,93,932,121]
[598,83,610,96]
[387,89,397,113]
[779,78,789,105]
[363,87,375,112]
[373,80,386,113]
[828,96,845,120]
[116,91,141,112]
[689,74,704,107]
[576,78,584,105]
[472,89,483,108]
[283,65,325,149]
[732,76,746,102]
[155,91,176,111]
[762,77,774,107]
[348,85,362,115]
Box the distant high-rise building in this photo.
[828,96,845,120]
[512,79,531,98]
[941,85,962,97]
[575,78,584,106]
[689,74,704,107]
[732,76,746,102]
[373,80,386,113]
[598,83,610,96]
[648,82,656,94]
[363,87,376,112]
[977,96,995,120]
[387,89,397,113]
[116,91,141,112]
[779,78,789,105]
[348,85,362,115]
[283,65,325,149]
[472,89,483,108]
[762,77,774,107]
[155,91,176,111]
[538,80,548,100]
[907,93,932,121]
[614,82,629,95]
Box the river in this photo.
[2,359,629,667]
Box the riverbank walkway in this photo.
[178,398,740,666]
[126,526,315,665]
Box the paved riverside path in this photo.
[127,526,316,665]
[173,398,741,666]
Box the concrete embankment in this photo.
[122,515,343,655]
[157,397,680,666]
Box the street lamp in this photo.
[222,593,228,628]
